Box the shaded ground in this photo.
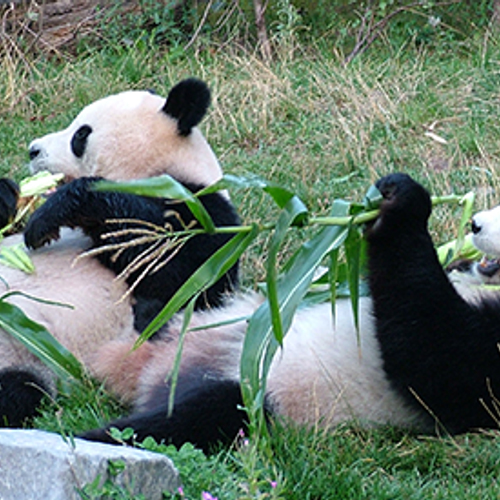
[1,0,137,52]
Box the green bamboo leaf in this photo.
[167,297,196,416]
[266,196,309,345]
[199,174,308,222]
[196,173,266,194]
[19,171,64,198]
[137,225,259,344]
[94,175,216,233]
[363,183,383,210]
[328,248,340,325]
[437,233,481,267]
[0,243,35,274]
[326,199,352,326]
[455,191,476,258]
[0,298,84,381]
[240,217,350,428]
[344,226,363,335]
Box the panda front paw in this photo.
[24,178,99,249]
[24,210,62,249]
[369,173,432,233]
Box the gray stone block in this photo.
[0,429,180,499]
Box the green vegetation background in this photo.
[2,1,500,498]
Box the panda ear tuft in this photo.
[162,78,211,136]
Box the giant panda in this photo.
[24,77,240,331]
[81,173,500,453]
[0,78,240,427]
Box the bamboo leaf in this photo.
[167,297,196,417]
[266,196,309,345]
[363,183,383,210]
[137,225,259,344]
[0,243,35,274]
[437,233,481,267]
[198,174,308,222]
[455,191,476,258]
[0,298,84,381]
[240,214,350,428]
[344,226,363,335]
[19,171,64,198]
[94,175,216,233]
[328,248,340,325]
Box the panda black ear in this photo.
[162,78,211,136]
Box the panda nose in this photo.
[471,219,481,234]
[29,146,41,160]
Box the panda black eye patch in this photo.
[71,125,93,158]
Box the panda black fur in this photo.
[0,78,239,426]
[82,173,500,453]
[367,173,500,434]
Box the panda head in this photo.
[469,205,500,281]
[472,205,500,256]
[28,78,223,187]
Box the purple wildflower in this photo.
[202,492,218,500]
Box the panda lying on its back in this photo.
[0,78,239,427]
[24,78,239,331]
[82,173,500,452]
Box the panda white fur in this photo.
[82,173,500,452]
[0,78,239,426]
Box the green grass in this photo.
[4,21,500,499]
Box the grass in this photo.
[4,18,500,499]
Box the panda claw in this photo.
[24,225,60,250]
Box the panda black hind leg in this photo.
[0,368,50,427]
[366,173,500,433]
[81,377,247,454]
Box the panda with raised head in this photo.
[25,78,239,331]
[0,78,240,427]
[82,173,500,453]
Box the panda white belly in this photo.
[266,298,424,429]
[0,228,134,391]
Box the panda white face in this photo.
[472,205,500,257]
[28,89,223,187]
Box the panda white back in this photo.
[88,294,425,440]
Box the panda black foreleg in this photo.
[24,177,166,250]
[366,173,500,433]
[80,378,247,454]
[24,177,240,329]
[0,178,19,229]
[0,368,49,427]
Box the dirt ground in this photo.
[1,0,138,52]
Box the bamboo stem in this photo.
[162,193,467,238]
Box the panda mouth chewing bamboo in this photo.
[478,255,500,278]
